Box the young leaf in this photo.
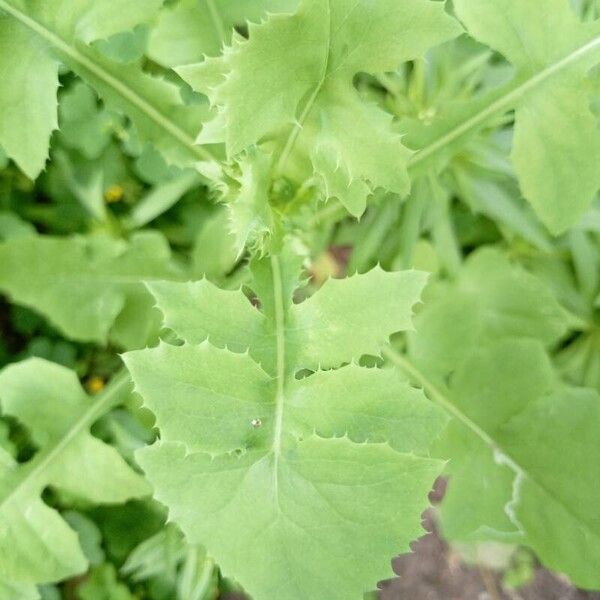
[0,232,183,348]
[124,248,445,599]
[0,360,149,589]
[180,0,461,216]
[405,0,600,233]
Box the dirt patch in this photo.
[380,512,600,600]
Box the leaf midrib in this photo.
[0,0,216,165]
[270,255,287,461]
[409,33,600,169]
[382,346,600,546]
[0,369,131,509]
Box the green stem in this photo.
[381,346,506,462]
[409,33,600,171]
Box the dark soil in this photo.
[380,512,600,600]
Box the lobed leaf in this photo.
[180,0,461,216]
[148,0,300,68]
[125,246,445,599]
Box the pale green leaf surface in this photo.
[286,365,447,453]
[404,334,600,588]
[498,387,600,588]
[125,253,444,599]
[225,148,275,255]
[191,209,238,281]
[67,0,162,43]
[125,341,274,454]
[140,438,440,600]
[289,267,427,369]
[148,279,266,354]
[147,264,427,372]
[26,0,161,44]
[58,82,115,160]
[442,342,600,588]
[0,578,38,600]
[0,360,149,587]
[510,79,600,234]
[436,340,553,540]
[148,0,299,67]
[0,233,182,347]
[408,248,569,378]
[182,0,460,214]
[0,16,58,178]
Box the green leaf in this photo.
[224,148,275,256]
[0,0,215,176]
[0,211,36,241]
[181,0,461,216]
[408,248,569,378]
[0,361,149,588]
[0,15,58,178]
[125,248,444,599]
[121,524,185,583]
[58,82,116,160]
[0,578,38,600]
[148,0,299,68]
[392,332,600,588]
[406,0,600,233]
[0,232,183,348]
[436,341,600,589]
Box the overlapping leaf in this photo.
[426,340,600,589]
[0,0,212,177]
[408,248,570,379]
[404,0,600,233]
[179,0,461,217]
[0,359,149,592]
[394,247,600,588]
[148,0,299,68]
[125,246,445,599]
[0,232,183,348]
